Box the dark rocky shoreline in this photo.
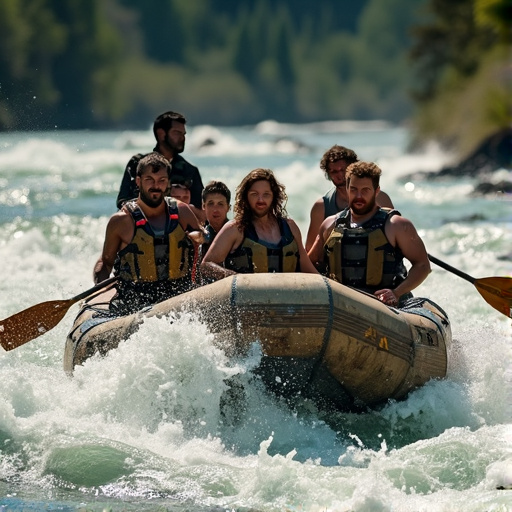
[405,127,512,197]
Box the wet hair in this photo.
[170,174,193,189]
[136,152,171,177]
[152,111,187,139]
[320,145,358,180]
[202,180,231,204]
[345,161,382,189]
[234,168,288,232]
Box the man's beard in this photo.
[164,134,184,154]
[350,195,376,216]
[140,188,164,208]
[251,203,273,219]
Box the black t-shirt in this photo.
[116,149,204,209]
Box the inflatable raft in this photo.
[64,274,451,411]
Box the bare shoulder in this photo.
[176,200,200,227]
[310,197,324,212]
[219,219,239,233]
[387,214,421,242]
[321,213,337,231]
[202,219,242,261]
[108,208,132,230]
[286,218,302,238]
[388,213,415,230]
[214,219,243,243]
[176,200,192,214]
[377,190,394,208]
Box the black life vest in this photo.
[324,207,407,293]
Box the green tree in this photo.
[119,0,185,64]
[0,0,66,129]
[50,0,124,127]
[409,0,510,153]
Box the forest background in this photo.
[0,0,509,157]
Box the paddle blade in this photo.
[0,299,74,351]
[475,277,512,318]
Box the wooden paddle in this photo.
[0,276,118,352]
[428,254,512,318]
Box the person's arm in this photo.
[190,204,207,224]
[177,201,208,245]
[376,216,431,304]
[287,219,319,274]
[305,199,325,252]
[116,155,140,209]
[93,213,129,283]
[200,221,241,281]
[377,190,394,208]
[178,201,202,231]
[307,215,335,272]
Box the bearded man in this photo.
[308,161,430,306]
[95,152,205,314]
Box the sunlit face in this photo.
[327,160,349,190]
[170,184,191,204]
[203,193,230,231]
[163,121,186,154]
[137,167,169,207]
[247,180,273,218]
[347,175,378,216]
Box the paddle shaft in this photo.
[429,253,512,318]
[72,276,118,302]
[428,254,475,284]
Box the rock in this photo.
[441,213,488,223]
[437,127,512,178]
[471,180,512,196]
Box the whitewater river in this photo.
[0,122,510,511]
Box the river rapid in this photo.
[0,121,510,511]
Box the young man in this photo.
[95,152,205,314]
[201,168,317,280]
[305,145,393,251]
[201,180,231,254]
[308,161,430,307]
[116,111,204,209]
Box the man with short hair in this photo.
[305,144,393,251]
[201,168,317,280]
[116,111,204,209]
[96,152,205,314]
[308,161,430,307]
[201,180,231,253]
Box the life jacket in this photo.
[324,207,407,293]
[225,218,299,273]
[114,197,194,283]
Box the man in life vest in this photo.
[308,161,430,307]
[94,152,206,315]
[201,168,318,280]
[305,145,393,251]
[116,111,204,210]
